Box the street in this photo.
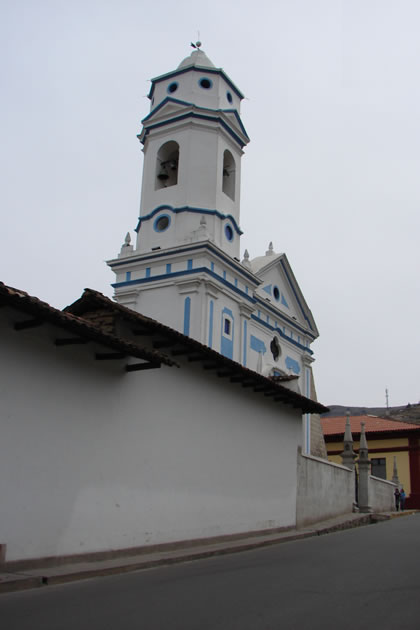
[1,514,420,629]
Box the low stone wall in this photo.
[296,453,355,527]
[369,476,395,512]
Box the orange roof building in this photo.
[322,415,420,509]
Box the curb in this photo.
[1,512,412,594]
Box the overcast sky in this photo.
[1,0,419,408]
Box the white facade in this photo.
[0,300,302,562]
[108,47,319,408]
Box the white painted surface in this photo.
[296,454,354,527]
[0,310,302,562]
[369,476,395,512]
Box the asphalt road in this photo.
[1,514,420,630]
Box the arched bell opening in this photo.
[222,149,235,200]
[155,141,179,190]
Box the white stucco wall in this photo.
[296,454,355,527]
[0,313,302,562]
[369,476,395,512]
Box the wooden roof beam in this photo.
[153,339,176,349]
[95,352,126,360]
[55,337,88,346]
[14,318,43,331]
[126,362,161,372]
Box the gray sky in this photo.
[1,0,419,407]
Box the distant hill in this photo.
[322,403,420,425]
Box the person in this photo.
[400,488,406,511]
[394,487,400,511]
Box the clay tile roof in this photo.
[0,282,176,368]
[321,415,420,437]
[65,288,329,415]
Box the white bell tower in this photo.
[134,44,249,258]
[108,45,257,358]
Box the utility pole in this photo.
[385,388,389,409]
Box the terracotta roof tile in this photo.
[65,288,329,415]
[322,415,420,437]
[0,282,176,367]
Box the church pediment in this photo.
[251,252,318,337]
[142,97,193,124]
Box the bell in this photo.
[157,165,169,181]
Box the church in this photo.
[0,46,332,566]
[107,45,322,454]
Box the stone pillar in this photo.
[341,412,356,471]
[357,422,372,513]
[391,456,401,488]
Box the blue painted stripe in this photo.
[254,295,315,339]
[250,314,313,354]
[208,300,214,348]
[112,266,315,348]
[142,96,249,139]
[184,297,191,336]
[140,112,246,148]
[109,240,258,285]
[148,66,245,100]
[243,319,247,366]
[135,205,243,236]
[113,267,256,304]
[280,260,314,332]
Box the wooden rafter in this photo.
[14,319,43,331]
[55,338,88,346]
[126,362,161,372]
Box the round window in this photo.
[225,224,234,241]
[167,82,178,94]
[154,215,170,232]
[199,77,212,89]
[226,91,233,104]
[273,286,280,301]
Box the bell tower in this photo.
[136,42,249,258]
[108,45,256,355]
[134,44,249,258]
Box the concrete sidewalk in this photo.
[0,511,416,594]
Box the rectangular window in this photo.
[145,267,151,278]
[125,271,131,281]
[187,259,193,270]
[224,318,231,335]
[166,263,171,274]
[371,458,386,480]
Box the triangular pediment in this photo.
[252,253,318,337]
[142,97,193,124]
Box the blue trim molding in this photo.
[280,260,314,332]
[183,297,191,336]
[208,300,214,348]
[141,97,248,140]
[243,319,247,367]
[109,241,259,286]
[135,205,243,236]
[140,112,247,148]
